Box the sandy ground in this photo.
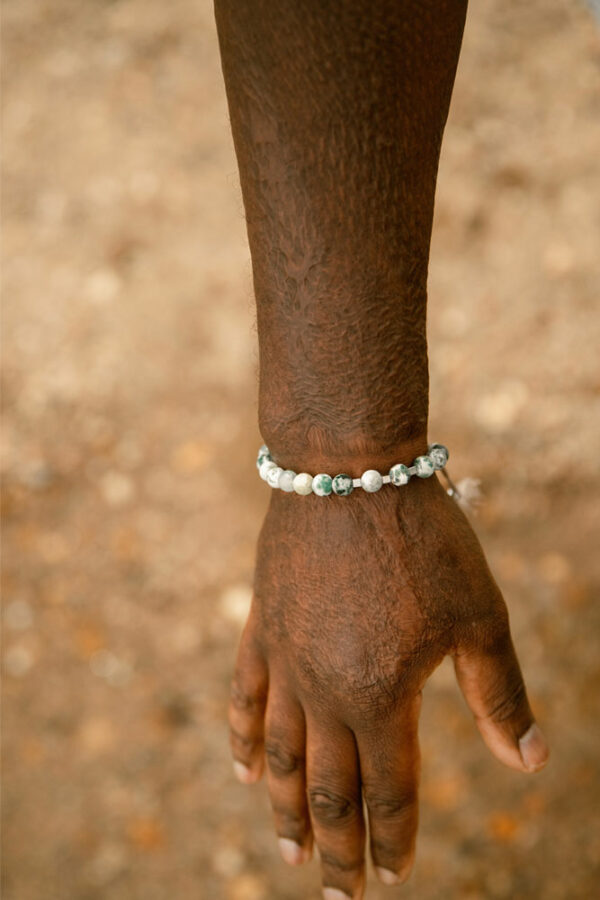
[2,1,600,898]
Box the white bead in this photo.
[266,465,283,488]
[360,469,383,492]
[259,459,277,481]
[292,472,313,495]
[278,469,296,492]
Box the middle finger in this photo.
[306,710,366,900]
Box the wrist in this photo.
[258,422,429,480]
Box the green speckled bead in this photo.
[256,444,271,468]
[292,473,313,495]
[312,473,333,496]
[256,452,272,471]
[428,443,449,470]
[332,474,354,496]
[414,455,435,478]
[389,463,411,486]
[278,469,296,492]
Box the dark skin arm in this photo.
[214,2,550,897]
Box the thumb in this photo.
[453,615,549,773]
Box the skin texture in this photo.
[214,0,467,460]
[213,1,550,896]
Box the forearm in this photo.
[215,0,468,474]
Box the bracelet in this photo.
[256,442,450,496]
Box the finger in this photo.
[264,682,313,865]
[355,694,421,886]
[306,712,366,900]
[229,616,268,783]
[453,614,549,773]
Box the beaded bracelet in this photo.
[256,442,451,497]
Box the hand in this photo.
[228,473,549,899]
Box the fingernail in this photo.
[233,761,256,783]
[375,866,400,885]
[322,889,352,900]
[519,723,549,772]
[278,837,306,865]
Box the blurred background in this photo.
[2,0,599,898]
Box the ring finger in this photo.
[355,693,422,886]
[264,680,313,865]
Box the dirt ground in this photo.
[2,1,599,898]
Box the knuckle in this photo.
[479,610,511,648]
[265,741,303,777]
[308,786,358,825]
[230,726,260,753]
[364,787,417,820]
[230,679,265,714]
[273,804,309,837]
[370,836,403,863]
[319,849,364,873]
[485,678,527,723]
[273,804,306,827]
[352,677,398,719]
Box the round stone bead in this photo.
[360,469,383,492]
[389,463,411,486]
[259,459,278,481]
[292,472,313,495]
[266,465,284,488]
[256,451,272,471]
[414,455,435,478]
[278,469,296,492]
[332,474,354,496]
[312,473,333,496]
[256,444,271,468]
[428,443,449,470]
